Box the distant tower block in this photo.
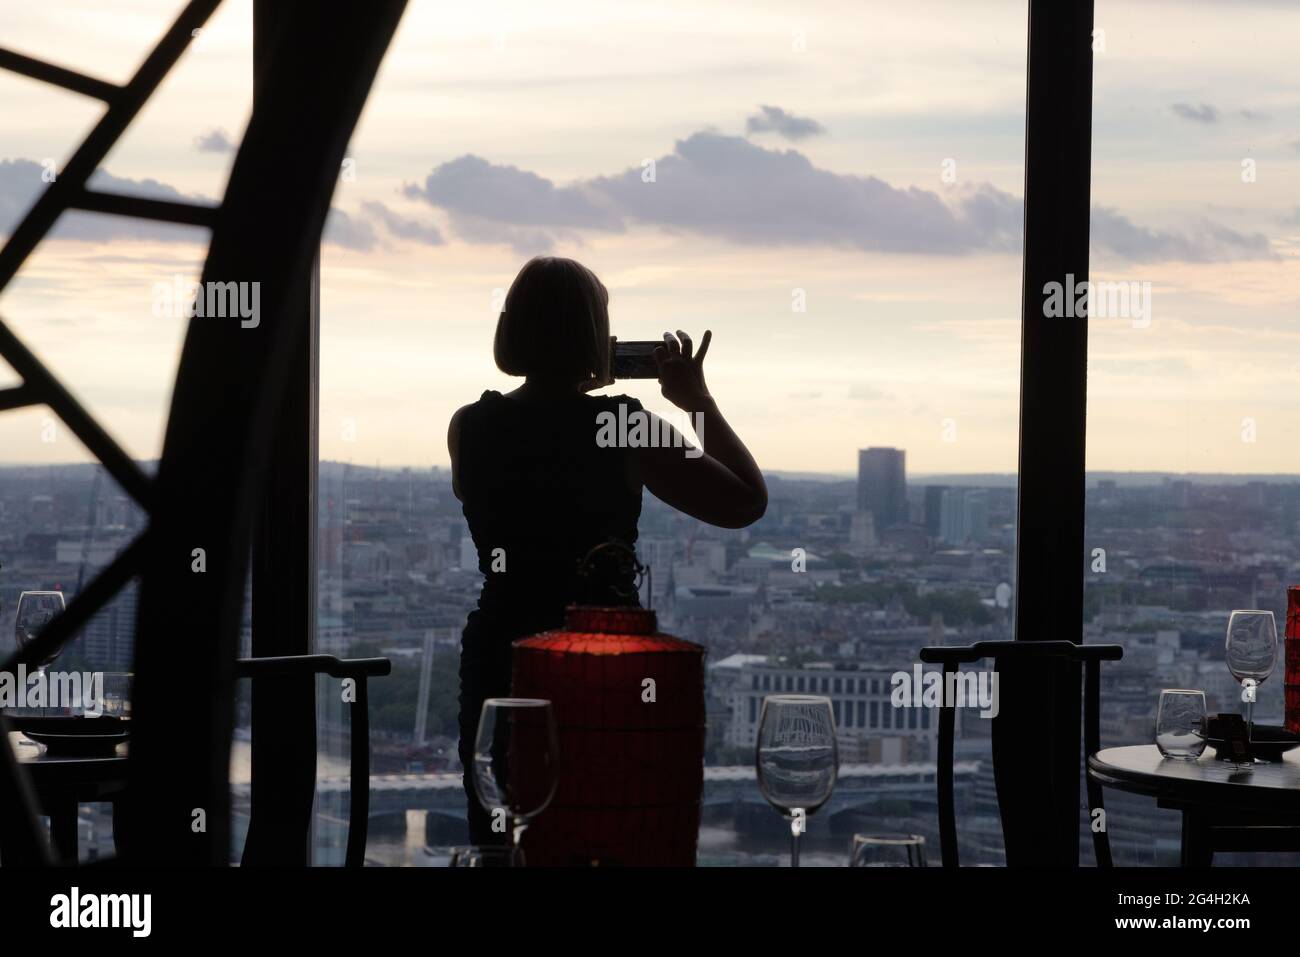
[857,448,906,532]
[849,510,876,552]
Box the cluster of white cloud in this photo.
[0,158,440,252]
[401,128,1271,262]
[193,128,236,154]
[744,105,826,141]
[1169,101,1269,124]
[0,106,1275,263]
[323,202,444,252]
[0,158,206,243]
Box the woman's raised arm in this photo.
[632,331,767,529]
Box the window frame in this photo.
[249,0,1099,866]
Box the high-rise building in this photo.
[82,580,137,670]
[849,509,876,551]
[939,488,989,545]
[924,485,948,537]
[857,448,907,532]
[725,661,936,762]
[638,537,676,603]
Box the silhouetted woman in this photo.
[448,256,767,844]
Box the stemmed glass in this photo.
[472,698,559,866]
[15,591,65,716]
[15,590,65,664]
[1225,610,1278,762]
[756,694,838,868]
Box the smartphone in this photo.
[610,337,661,379]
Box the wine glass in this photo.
[472,698,559,865]
[15,591,65,716]
[1155,689,1207,760]
[448,845,518,868]
[1225,610,1278,761]
[15,590,65,666]
[99,672,132,718]
[850,833,927,867]
[755,694,838,868]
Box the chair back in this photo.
[236,655,390,867]
[917,640,1123,867]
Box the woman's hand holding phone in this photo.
[653,330,712,411]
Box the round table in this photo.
[1089,745,1300,865]
[6,731,128,863]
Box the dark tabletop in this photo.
[1089,744,1300,814]
[7,731,128,797]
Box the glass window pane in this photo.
[318,0,1025,866]
[0,3,252,864]
[1085,0,1299,866]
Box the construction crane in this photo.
[413,629,435,748]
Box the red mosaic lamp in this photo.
[511,543,705,866]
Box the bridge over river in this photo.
[232,760,981,850]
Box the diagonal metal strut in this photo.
[0,0,223,866]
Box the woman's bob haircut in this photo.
[494,257,610,382]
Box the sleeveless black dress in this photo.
[455,389,643,843]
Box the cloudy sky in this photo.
[1,0,1298,476]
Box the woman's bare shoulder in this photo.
[448,390,502,438]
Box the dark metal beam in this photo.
[0,47,120,102]
[1003,0,1095,867]
[0,3,218,871]
[124,0,407,866]
[0,316,153,509]
[240,0,322,868]
[0,384,37,412]
[0,0,219,294]
[72,189,219,229]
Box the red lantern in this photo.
[511,605,705,866]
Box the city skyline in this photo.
[7,0,1300,905]
[3,451,1292,864]
[14,456,1300,484]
